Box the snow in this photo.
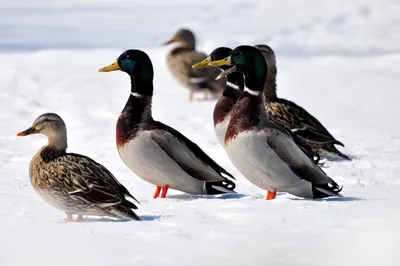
[1,0,400,265]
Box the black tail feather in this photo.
[319,143,351,160]
[205,179,236,195]
[114,204,141,221]
[312,182,343,198]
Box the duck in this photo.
[193,47,244,147]
[192,47,319,163]
[17,113,140,222]
[163,29,226,101]
[207,45,342,200]
[98,49,236,199]
[255,44,350,160]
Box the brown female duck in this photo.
[17,113,140,222]
[255,44,349,160]
[163,29,225,101]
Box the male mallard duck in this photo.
[193,47,319,163]
[98,49,236,199]
[208,45,342,200]
[17,113,140,221]
[163,29,225,101]
[255,44,349,160]
[193,47,244,146]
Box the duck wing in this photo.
[267,98,344,146]
[264,123,342,194]
[148,121,235,184]
[57,154,140,220]
[169,48,225,92]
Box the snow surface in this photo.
[1,0,400,265]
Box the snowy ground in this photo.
[1,0,400,265]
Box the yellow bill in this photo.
[208,56,232,67]
[192,56,211,69]
[98,60,120,72]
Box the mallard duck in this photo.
[255,44,349,160]
[208,45,342,200]
[98,49,236,198]
[193,47,244,146]
[163,29,226,101]
[193,47,319,163]
[17,113,140,221]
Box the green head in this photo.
[192,47,233,70]
[209,47,233,71]
[99,49,154,95]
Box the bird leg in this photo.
[189,91,194,101]
[64,213,76,222]
[266,191,277,200]
[75,215,83,222]
[153,186,162,199]
[161,186,169,198]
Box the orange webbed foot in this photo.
[153,186,162,199]
[266,191,277,200]
[161,186,169,198]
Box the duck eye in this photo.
[43,118,50,122]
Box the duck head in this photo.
[17,113,67,150]
[99,49,154,96]
[209,45,267,93]
[192,47,233,70]
[193,47,244,89]
[163,29,196,49]
[254,44,277,98]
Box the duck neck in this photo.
[224,91,267,145]
[117,74,153,147]
[122,74,153,123]
[244,77,265,94]
[264,62,277,99]
[180,40,195,50]
[214,72,244,126]
[225,71,268,139]
[47,131,68,152]
[226,72,244,92]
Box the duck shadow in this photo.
[290,196,363,202]
[317,196,363,202]
[323,154,358,162]
[68,215,163,223]
[166,193,247,201]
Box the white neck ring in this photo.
[226,82,240,90]
[131,92,144,98]
[244,87,261,96]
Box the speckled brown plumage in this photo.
[164,29,226,99]
[255,44,349,160]
[20,113,140,221]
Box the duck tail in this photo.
[333,139,345,147]
[111,201,141,221]
[312,182,343,198]
[205,179,236,195]
[320,143,351,160]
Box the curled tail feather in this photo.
[205,179,236,195]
